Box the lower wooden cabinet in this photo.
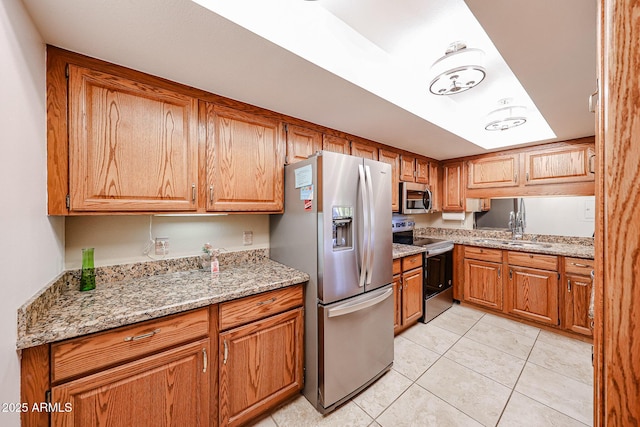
[563,257,595,337]
[51,339,210,427]
[463,258,503,310]
[219,308,304,427]
[393,255,423,334]
[505,266,559,326]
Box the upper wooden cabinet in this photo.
[443,161,465,212]
[205,104,285,212]
[429,162,442,212]
[400,155,430,183]
[285,124,322,164]
[467,154,519,189]
[322,134,350,154]
[67,65,199,212]
[524,144,596,185]
[378,149,401,212]
[351,140,379,160]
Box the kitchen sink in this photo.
[471,238,552,249]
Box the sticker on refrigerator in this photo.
[300,185,313,200]
[304,200,312,211]
[294,165,312,188]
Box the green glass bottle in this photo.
[80,248,96,291]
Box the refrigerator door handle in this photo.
[364,165,375,285]
[327,288,393,318]
[358,164,369,288]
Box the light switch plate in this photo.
[243,231,253,246]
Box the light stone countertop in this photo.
[392,243,427,259]
[17,259,309,350]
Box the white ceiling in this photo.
[20,0,596,160]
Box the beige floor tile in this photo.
[270,395,373,427]
[479,313,541,338]
[515,363,593,426]
[377,384,483,427]
[529,337,594,386]
[399,322,461,354]
[352,369,412,419]
[498,392,588,427]
[444,337,526,387]
[368,421,381,427]
[416,357,512,426]
[247,414,277,427]
[392,335,440,381]
[449,303,486,320]
[428,305,483,335]
[465,321,536,359]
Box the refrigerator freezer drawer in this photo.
[318,285,394,410]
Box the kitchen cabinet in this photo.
[400,155,430,183]
[205,104,285,212]
[429,162,442,212]
[351,140,379,160]
[462,246,503,310]
[378,149,401,212]
[322,134,350,154]
[563,257,594,337]
[218,285,304,427]
[393,255,423,334]
[285,124,322,164]
[49,308,211,427]
[443,161,465,212]
[467,154,519,189]
[67,64,199,212]
[505,252,559,326]
[524,144,595,186]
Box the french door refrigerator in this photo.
[270,151,393,413]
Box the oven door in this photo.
[401,182,432,214]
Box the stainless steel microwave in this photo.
[401,182,433,214]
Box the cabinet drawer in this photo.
[507,251,558,270]
[464,246,503,263]
[401,254,423,271]
[220,284,303,330]
[393,258,401,275]
[565,257,594,275]
[51,308,209,383]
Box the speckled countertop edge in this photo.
[392,243,427,259]
[17,252,309,350]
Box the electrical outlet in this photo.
[243,231,253,246]
[155,237,169,255]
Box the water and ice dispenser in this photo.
[332,206,353,251]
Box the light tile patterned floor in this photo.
[250,304,594,427]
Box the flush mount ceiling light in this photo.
[429,41,486,95]
[485,99,528,131]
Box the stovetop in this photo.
[393,232,453,251]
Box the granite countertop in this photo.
[393,243,427,259]
[17,258,309,350]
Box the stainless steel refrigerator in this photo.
[270,151,394,413]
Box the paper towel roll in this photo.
[442,212,466,221]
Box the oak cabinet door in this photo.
[51,339,210,427]
[393,275,402,334]
[68,65,199,212]
[524,144,595,185]
[206,104,285,212]
[378,149,401,212]
[399,155,416,182]
[415,158,430,184]
[443,162,465,212]
[564,273,593,336]
[219,308,303,427]
[463,259,503,310]
[402,268,423,325]
[429,162,442,212]
[351,140,379,160]
[285,124,322,164]
[506,266,559,325]
[467,154,519,189]
[322,134,350,154]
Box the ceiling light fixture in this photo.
[485,98,528,131]
[429,41,486,95]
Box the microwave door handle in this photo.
[365,165,375,285]
[424,188,432,211]
[358,165,369,288]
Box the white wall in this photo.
[0,1,65,425]
[523,196,595,237]
[65,215,270,268]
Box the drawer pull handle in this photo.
[202,348,207,373]
[223,340,229,365]
[124,328,161,342]
[571,262,590,268]
[257,297,277,306]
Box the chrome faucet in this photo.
[509,199,526,239]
